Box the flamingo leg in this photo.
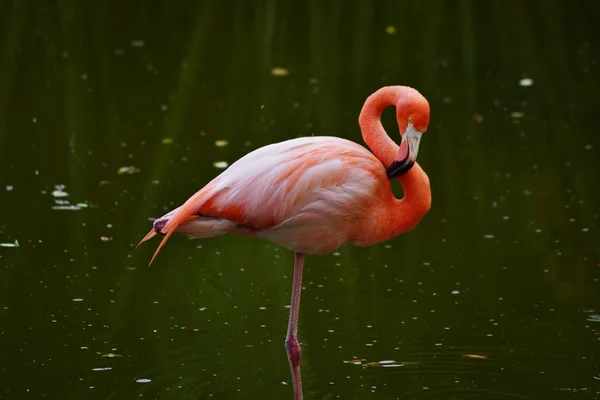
[285,252,305,400]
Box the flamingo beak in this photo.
[386,124,422,179]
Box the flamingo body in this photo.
[143,135,430,263]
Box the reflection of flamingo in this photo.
[139,86,431,400]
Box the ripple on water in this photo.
[337,345,587,399]
[80,339,315,400]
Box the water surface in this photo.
[1,1,599,399]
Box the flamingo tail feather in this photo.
[140,187,214,266]
[137,229,157,248]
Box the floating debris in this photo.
[162,137,173,144]
[92,367,112,372]
[51,189,69,198]
[131,40,145,48]
[519,78,533,87]
[99,180,111,187]
[135,378,151,383]
[343,359,365,365]
[100,236,112,242]
[125,266,137,271]
[6,185,13,191]
[72,298,83,302]
[587,314,600,322]
[101,353,123,358]
[344,359,417,368]
[215,140,229,147]
[385,25,396,34]
[462,354,489,359]
[271,67,289,77]
[118,166,140,175]
[213,161,229,169]
[52,203,89,211]
[0,240,19,248]
[182,326,207,334]
[510,111,525,119]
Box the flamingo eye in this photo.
[408,117,413,124]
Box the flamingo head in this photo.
[386,88,430,179]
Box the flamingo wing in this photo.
[141,136,387,263]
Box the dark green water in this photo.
[1,1,599,399]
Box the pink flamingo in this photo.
[139,85,431,400]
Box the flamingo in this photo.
[138,85,431,400]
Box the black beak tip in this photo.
[386,159,415,179]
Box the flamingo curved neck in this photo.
[358,86,402,167]
[358,86,432,237]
